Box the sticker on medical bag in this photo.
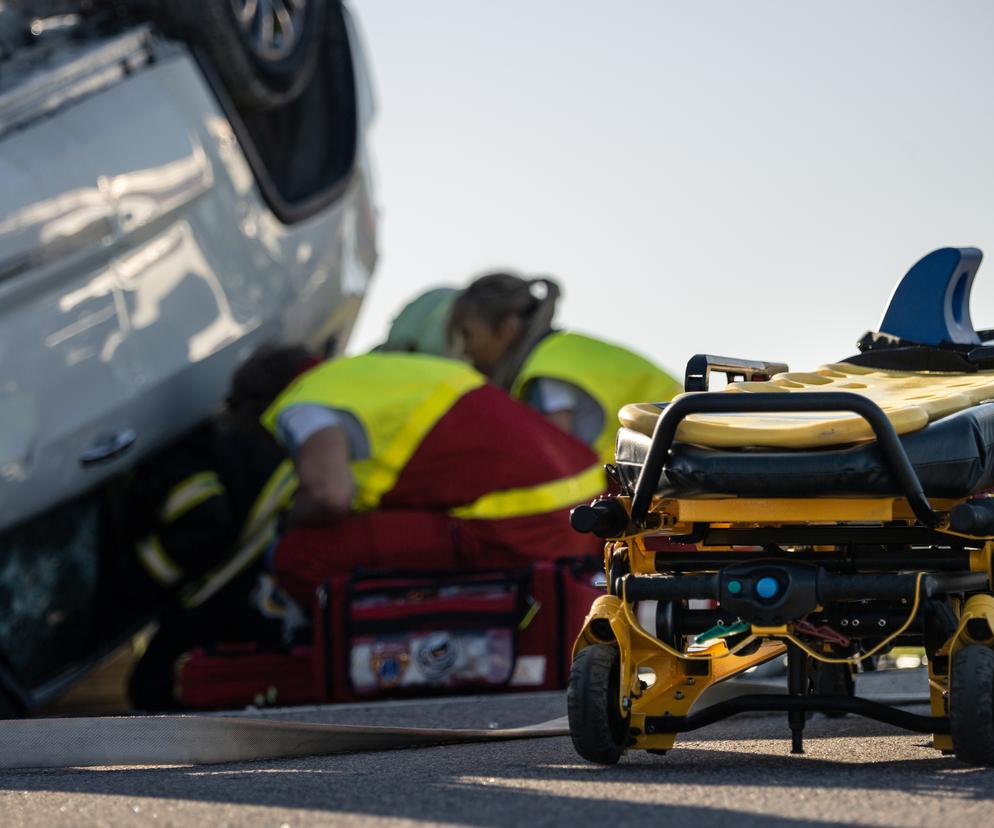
[350,629,513,694]
[368,643,411,689]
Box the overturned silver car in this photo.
[0,0,377,712]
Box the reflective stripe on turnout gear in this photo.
[180,459,299,609]
[448,463,606,520]
[159,471,225,524]
[136,469,228,588]
[136,535,183,587]
[239,459,298,543]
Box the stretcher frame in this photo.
[568,388,994,764]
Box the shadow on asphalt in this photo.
[0,761,880,828]
[0,730,993,827]
[0,677,988,827]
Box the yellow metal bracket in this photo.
[751,625,789,636]
[969,543,994,583]
[572,590,786,752]
[930,589,994,752]
[636,495,961,534]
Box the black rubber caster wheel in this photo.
[950,644,994,766]
[567,644,630,764]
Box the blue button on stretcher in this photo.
[756,577,779,599]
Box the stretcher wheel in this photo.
[567,644,630,764]
[950,645,994,766]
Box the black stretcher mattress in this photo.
[614,403,994,499]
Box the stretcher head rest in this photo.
[878,247,982,347]
[852,247,994,371]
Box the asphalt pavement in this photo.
[1,669,991,828]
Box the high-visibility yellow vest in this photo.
[511,331,681,464]
[263,353,606,519]
[262,354,484,511]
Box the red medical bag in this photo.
[176,558,604,709]
[175,642,317,709]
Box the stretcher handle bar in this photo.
[650,547,973,573]
[629,391,940,529]
[816,571,988,601]
[623,570,985,604]
[623,572,919,603]
[625,574,718,602]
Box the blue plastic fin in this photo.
[878,247,983,347]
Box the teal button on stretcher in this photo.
[727,579,743,595]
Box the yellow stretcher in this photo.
[564,247,994,767]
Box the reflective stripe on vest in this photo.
[448,462,606,520]
[180,459,299,609]
[511,331,682,464]
[261,354,484,511]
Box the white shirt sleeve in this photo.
[531,377,581,413]
[276,405,345,455]
[524,377,606,447]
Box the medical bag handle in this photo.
[629,391,940,529]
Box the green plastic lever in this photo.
[693,619,749,645]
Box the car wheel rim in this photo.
[230,0,307,63]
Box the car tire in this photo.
[566,644,630,765]
[152,0,327,111]
[950,644,994,766]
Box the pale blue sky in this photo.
[348,0,994,378]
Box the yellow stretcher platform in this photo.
[619,363,994,449]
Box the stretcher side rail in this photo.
[629,391,941,529]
